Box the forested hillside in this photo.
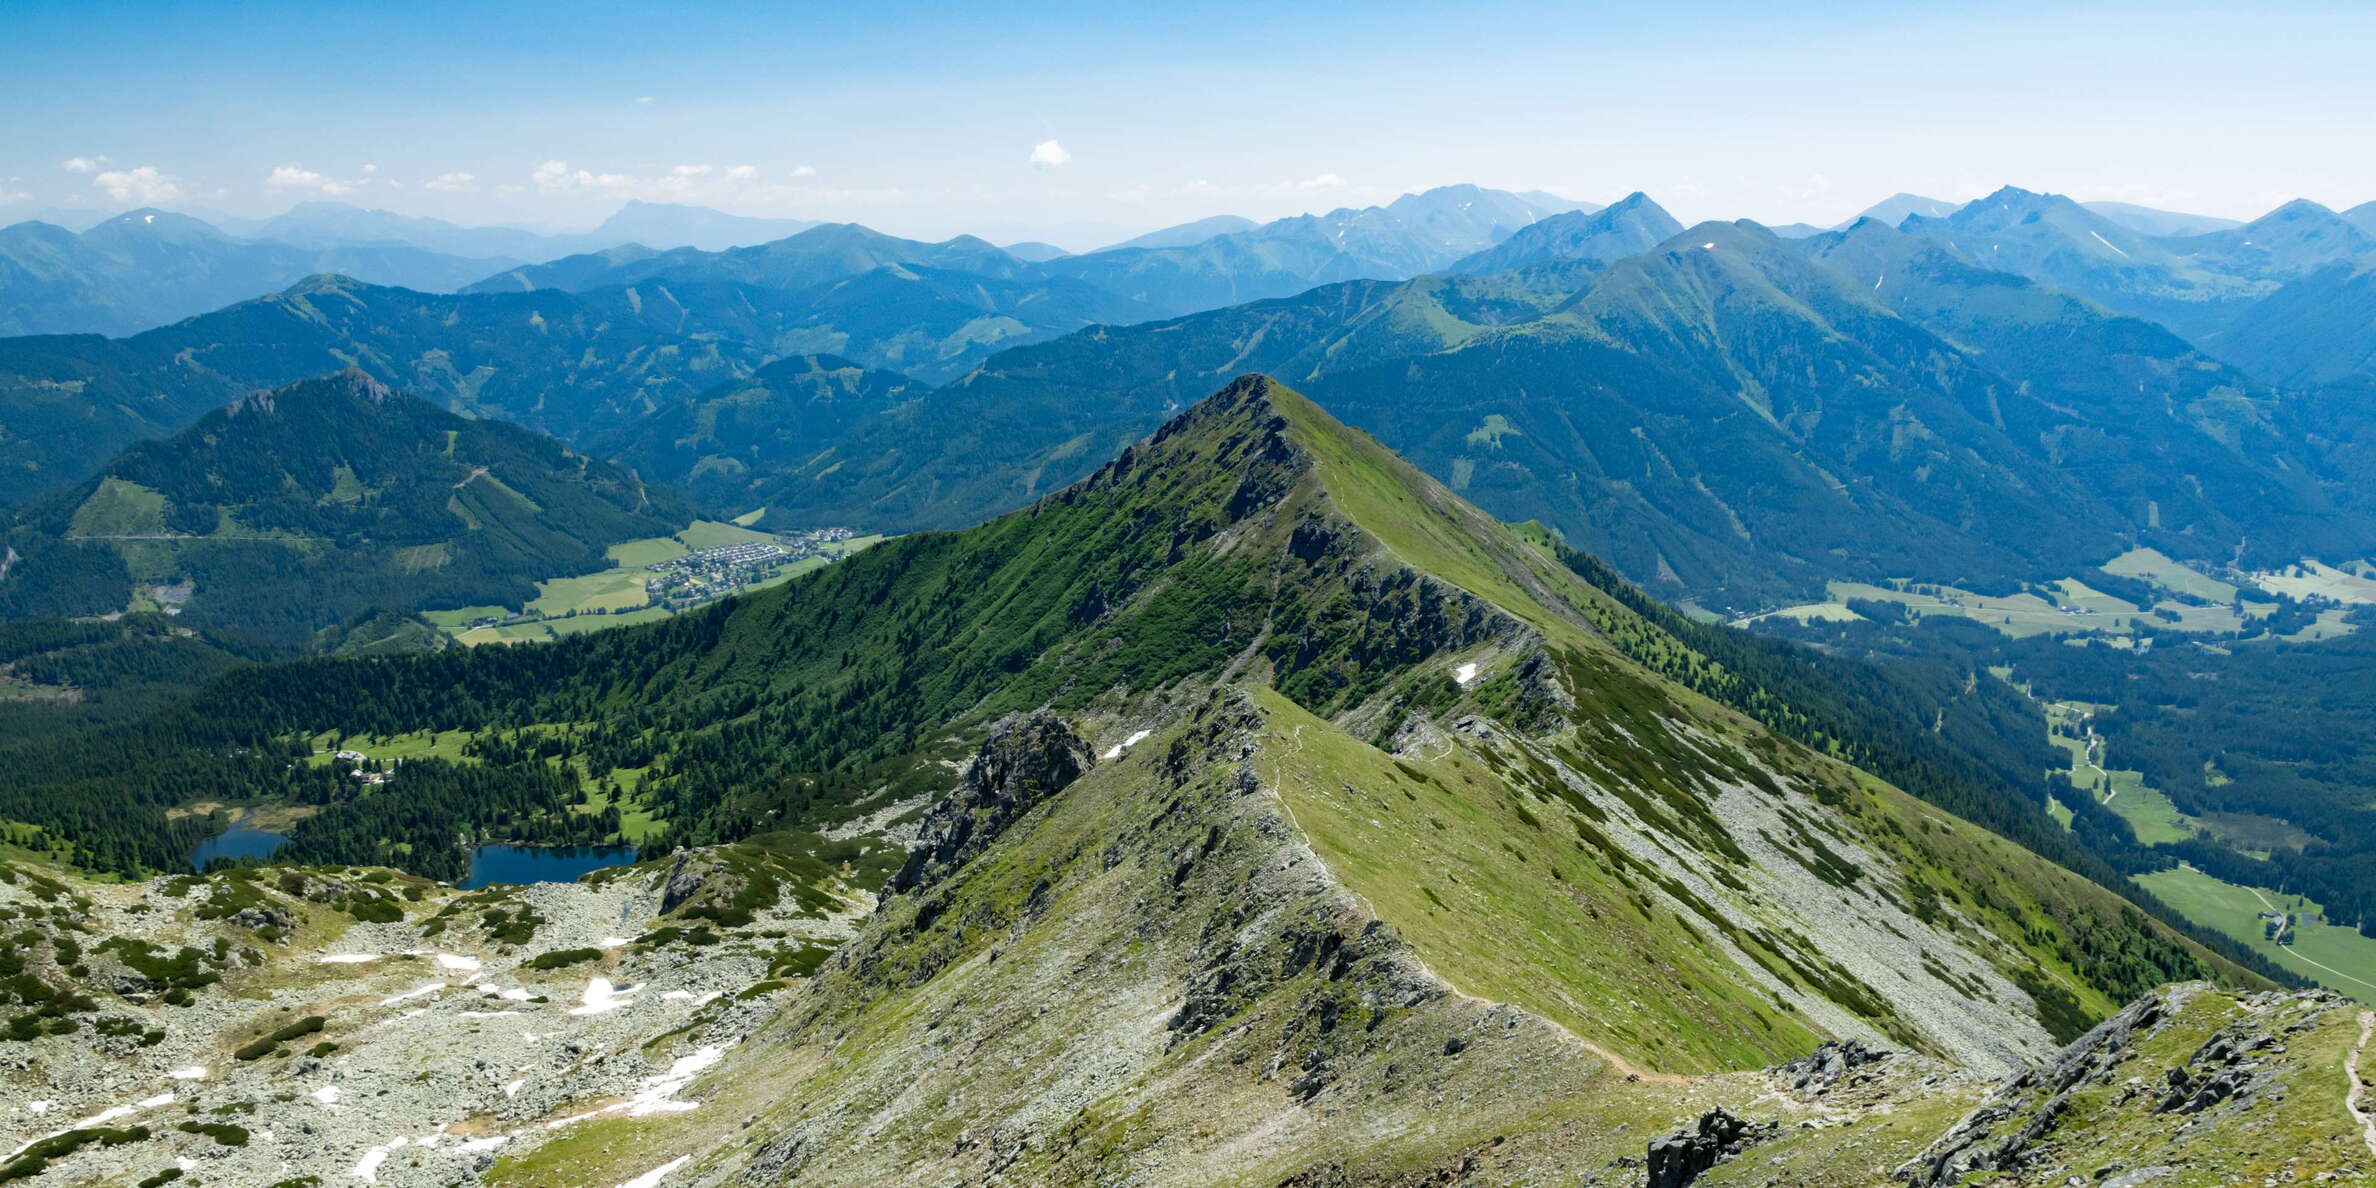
[0,371,690,646]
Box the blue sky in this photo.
[6,0,2374,245]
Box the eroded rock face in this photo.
[886,711,1095,896]
[1647,1108,1770,1188]
[1776,1036,1891,1094]
[1899,984,2358,1186]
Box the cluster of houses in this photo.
[2261,910,2297,945]
[333,749,397,787]
[642,527,860,608]
[645,541,799,605]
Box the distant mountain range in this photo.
[0,209,527,337]
[0,371,688,645]
[1842,188,2376,362]
[235,198,819,259]
[0,200,835,340]
[463,221,1032,294]
[0,256,1155,504]
[1097,214,1260,251]
[1446,192,1683,273]
[5,181,2376,620]
[722,215,2376,611]
[1849,193,2246,238]
[2081,200,2245,237]
[1849,193,1966,226]
[474,185,1595,322]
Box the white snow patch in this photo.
[1453,662,1480,686]
[539,1044,735,1137]
[2089,230,2130,258]
[659,990,721,1006]
[317,953,380,964]
[311,1085,341,1105]
[1101,729,1152,759]
[352,1136,408,1182]
[72,1104,139,1127]
[379,982,447,1005]
[10,1092,178,1156]
[23,1102,48,1115]
[599,936,634,948]
[458,1136,508,1153]
[503,1078,527,1098]
[434,953,482,971]
[627,1045,726,1116]
[166,1066,207,1080]
[1701,241,1716,249]
[569,977,640,1015]
[619,1156,693,1188]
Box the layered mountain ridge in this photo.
[747,217,2375,610]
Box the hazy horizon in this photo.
[10,0,2376,246]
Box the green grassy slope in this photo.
[491,376,2282,1185]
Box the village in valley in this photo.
[424,522,880,645]
[644,527,857,608]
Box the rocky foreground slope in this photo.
[1,378,2369,1186]
[0,841,872,1186]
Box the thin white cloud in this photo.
[424,172,476,192]
[635,96,655,105]
[62,155,108,174]
[92,165,181,204]
[514,159,877,212]
[661,164,714,194]
[265,164,361,195]
[788,164,816,178]
[531,159,639,196]
[1780,173,1833,202]
[1029,140,1071,170]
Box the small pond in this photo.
[189,811,290,870]
[460,844,639,890]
